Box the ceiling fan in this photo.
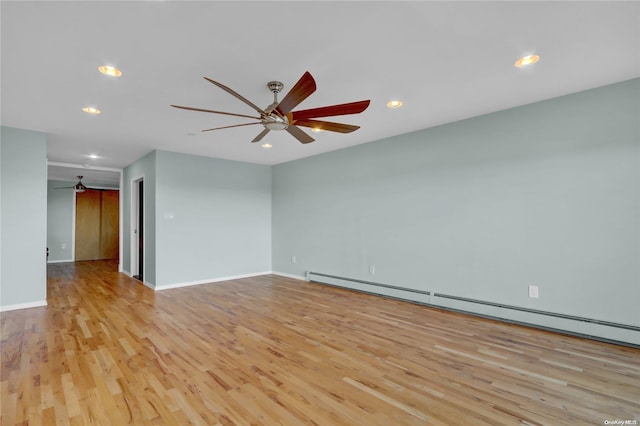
[53,176,87,193]
[171,71,370,144]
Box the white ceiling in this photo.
[2,1,639,177]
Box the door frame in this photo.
[71,190,77,261]
[130,175,145,282]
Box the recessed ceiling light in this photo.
[87,154,100,159]
[98,65,122,77]
[387,100,403,109]
[82,107,101,115]
[261,143,272,149]
[514,54,540,68]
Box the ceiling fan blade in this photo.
[202,122,262,132]
[293,119,360,133]
[203,77,267,115]
[252,128,270,143]
[291,100,371,120]
[275,71,317,115]
[171,105,260,121]
[286,125,314,144]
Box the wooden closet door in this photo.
[75,190,101,260]
[100,190,119,260]
[75,189,119,261]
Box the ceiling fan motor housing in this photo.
[264,115,288,130]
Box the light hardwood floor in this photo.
[1,260,639,425]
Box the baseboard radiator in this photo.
[307,271,640,348]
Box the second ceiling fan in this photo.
[171,71,370,144]
[53,176,87,193]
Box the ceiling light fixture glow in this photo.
[261,143,272,149]
[514,54,540,68]
[98,65,122,77]
[82,107,101,114]
[387,100,403,109]
[311,128,323,133]
[88,154,100,159]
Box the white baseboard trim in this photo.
[47,259,74,264]
[1,300,48,312]
[141,281,156,290]
[271,271,309,282]
[154,271,272,291]
[125,270,307,292]
[120,269,155,290]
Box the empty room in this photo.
[1,1,639,425]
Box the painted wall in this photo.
[272,79,640,335]
[47,180,74,262]
[122,150,157,285]
[154,150,271,288]
[123,150,271,288]
[0,126,48,310]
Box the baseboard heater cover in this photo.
[307,271,640,348]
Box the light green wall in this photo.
[1,126,48,309]
[123,150,272,288]
[155,150,271,287]
[47,180,74,262]
[272,78,640,329]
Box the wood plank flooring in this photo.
[1,260,639,425]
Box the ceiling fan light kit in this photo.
[171,71,370,144]
[263,115,289,131]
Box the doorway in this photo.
[131,178,144,281]
[46,163,123,268]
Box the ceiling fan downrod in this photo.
[265,81,284,114]
[264,80,288,129]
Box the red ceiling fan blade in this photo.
[252,128,270,143]
[202,122,262,132]
[293,119,360,133]
[291,100,370,121]
[171,105,260,120]
[275,71,317,115]
[203,77,267,115]
[286,125,314,144]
